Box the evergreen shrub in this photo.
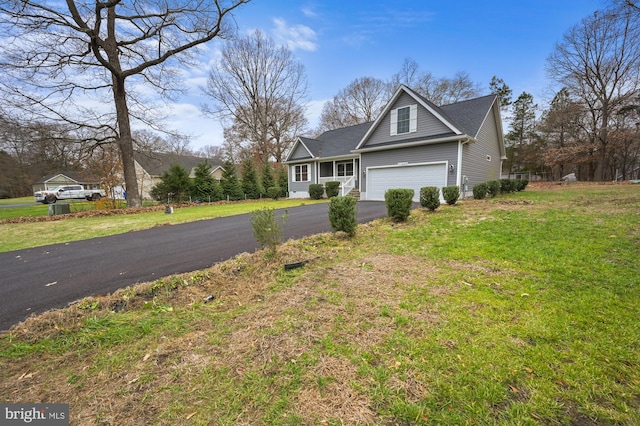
[308,184,324,199]
[328,196,358,236]
[250,207,287,255]
[515,179,529,191]
[267,186,282,200]
[325,181,341,198]
[385,188,414,222]
[420,186,440,211]
[487,180,501,197]
[442,185,460,205]
[500,179,516,193]
[473,183,488,199]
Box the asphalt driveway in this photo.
[0,201,388,331]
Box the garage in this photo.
[366,162,448,202]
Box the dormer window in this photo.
[390,104,417,136]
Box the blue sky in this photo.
[170,0,604,149]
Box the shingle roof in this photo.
[134,151,223,176]
[439,94,496,137]
[292,90,497,160]
[36,171,101,184]
[300,122,373,158]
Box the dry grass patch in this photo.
[2,184,638,424]
[1,230,448,425]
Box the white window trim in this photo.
[292,164,311,182]
[390,104,417,136]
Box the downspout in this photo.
[458,137,470,198]
[456,140,463,186]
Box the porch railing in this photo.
[318,176,355,196]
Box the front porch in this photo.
[318,158,359,197]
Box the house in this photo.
[133,151,224,200]
[285,85,506,201]
[32,172,103,193]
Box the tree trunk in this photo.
[112,77,141,208]
[105,5,141,208]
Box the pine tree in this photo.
[277,164,289,198]
[506,92,538,174]
[241,159,263,199]
[220,159,244,201]
[150,163,191,202]
[261,162,275,193]
[489,76,513,112]
[191,161,222,202]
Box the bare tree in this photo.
[547,5,640,180]
[317,77,388,133]
[615,0,640,12]
[204,30,308,166]
[389,58,481,105]
[390,58,422,89]
[423,71,482,105]
[0,0,250,207]
[196,144,225,162]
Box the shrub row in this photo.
[418,185,461,211]
[473,178,528,200]
[309,181,342,199]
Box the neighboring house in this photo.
[133,151,224,200]
[285,85,506,201]
[32,172,103,193]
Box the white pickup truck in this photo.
[34,185,106,204]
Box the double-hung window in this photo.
[293,164,309,182]
[390,104,417,136]
[396,106,410,134]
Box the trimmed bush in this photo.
[328,196,358,236]
[420,186,440,211]
[442,185,460,205]
[487,180,501,198]
[515,179,529,192]
[473,183,488,199]
[325,181,341,198]
[500,178,516,194]
[267,186,282,200]
[308,184,324,200]
[385,188,414,222]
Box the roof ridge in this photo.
[439,93,496,108]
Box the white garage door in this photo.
[367,163,447,202]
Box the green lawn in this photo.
[0,199,325,252]
[0,184,638,425]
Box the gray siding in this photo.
[461,106,502,191]
[287,162,317,196]
[361,142,459,193]
[289,143,313,161]
[363,92,453,147]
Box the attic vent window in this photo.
[486,155,492,162]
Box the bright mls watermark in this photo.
[1,404,68,425]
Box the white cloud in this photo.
[301,6,317,18]
[305,98,327,129]
[272,18,318,52]
[163,102,224,149]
